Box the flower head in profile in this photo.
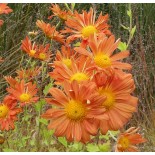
[6,80,39,106]
[75,34,132,71]
[92,71,138,134]
[49,56,94,84]
[0,95,22,131]
[36,20,64,43]
[62,8,111,43]
[115,127,147,152]
[48,4,72,21]
[42,81,106,143]
[21,36,37,57]
[16,67,41,81]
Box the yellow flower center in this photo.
[65,100,86,121]
[81,25,97,38]
[70,72,89,83]
[19,93,31,102]
[0,104,9,118]
[29,50,36,56]
[62,58,72,68]
[39,53,46,60]
[94,53,111,68]
[119,136,130,150]
[99,88,115,109]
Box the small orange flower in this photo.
[4,76,19,88]
[75,34,132,71]
[50,45,78,69]
[62,8,111,43]
[0,3,13,15]
[16,67,41,81]
[6,80,39,106]
[36,20,64,43]
[48,4,72,21]
[0,56,4,62]
[35,44,52,61]
[49,56,94,84]
[92,71,138,134]
[42,81,106,143]
[115,127,147,152]
[21,36,37,57]
[0,95,22,131]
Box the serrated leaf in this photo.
[98,142,111,152]
[86,144,100,152]
[38,118,48,125]
[34,99,46,112]
[118,42,127,51]
[127,10,131,17]
[131,25,136,37]
[43,82,53,96]
[109,130,120,136]
[70,142,83,151]
[99,134,110,140]
[58,137,68,148]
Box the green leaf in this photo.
[38,118,48,125]
[109,130,120,136]
[71,3,75,11]
[58,137,68,148]
[118,42,127,51]
[131,25,136,37]
[34,99,46,112]
[43,81,53,96]
[98,142,111,152]
[127,9,131,17]
[86,143,100,152]
[69,142,83,151]
[3,148,15,152]
[73,42,81,47]
[120,24,129,30]
[99,134,110,140]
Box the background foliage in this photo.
[0,3,155,151]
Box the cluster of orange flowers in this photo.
[0,4,147,151]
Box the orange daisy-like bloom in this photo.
[6,80,39,106]
[21,36,38,57]
[16,67,41,81]
[75,34,132,71]
[48,4,72,21]
[42,81,106,143]
[92,71,138,134]
[0,3,13,15]
[0,95,22,131]
[51,45,78,69]
[4,76,19,88]
[115,127,147,152]
[36,20,64,43]
[35,44,52,61]
[49,56,94,84]
[62,8,111,43]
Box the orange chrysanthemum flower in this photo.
[6,80,39,106]
[50,45,78,69]
[48,4,72,21]
[42,81,106,143]
[35,44,52,61]
[0,95,22,131]
[92,71,138,134]
[36,20,64,43]
[49,56,94,84]
[62,8,111,43]
[75,34,132,71]
[0,3,13,15]
[16,67,41,81]
[21,36,37,57]
[4,76,19,88]
[115,127,147,152]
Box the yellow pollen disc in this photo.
[119,136,130,150]
[0,104,9,118]
[70,72,89,83]
[39,53,46,60]
[20,93,31,102]
[62,58,72,68]
[65,100,86,121]
[99,88,115,109]
[94,53,111,68]
[81,25,97,38]
[29,50,36,56]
